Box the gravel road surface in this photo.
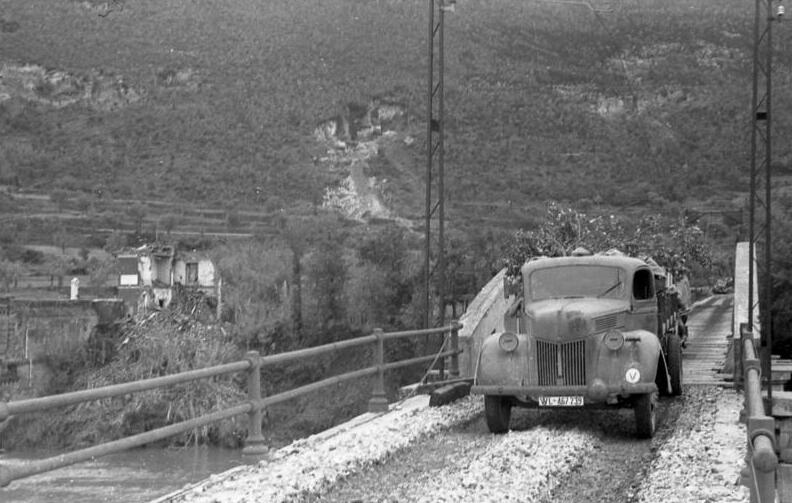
[159,384,747,503]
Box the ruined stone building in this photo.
[116,244,219,315]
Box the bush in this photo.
[2,315,247,450]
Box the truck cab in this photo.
[470,252,684,438]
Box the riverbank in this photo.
[0,446,247,502]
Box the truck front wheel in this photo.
[484,395,512,434]
[634,392,657,438]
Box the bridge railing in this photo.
[733,241,778,502]
[0,321,462,487]
[739,323,778,503]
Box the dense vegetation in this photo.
[501,202,712,278]
[3,0,792,448]
[1,0,786,220]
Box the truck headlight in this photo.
[498,332,519,352]
[604,329,624,351]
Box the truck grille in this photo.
[536,340,587,386]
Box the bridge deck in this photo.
[683,294,733,386]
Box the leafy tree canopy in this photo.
[502,202,712,280]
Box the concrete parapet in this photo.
[458,268,511,378]
[733,241,760,340]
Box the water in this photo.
[0,446,250,502]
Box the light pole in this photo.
[749,0,783,398]
[424,0,455,330]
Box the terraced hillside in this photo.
[0,0,784,236]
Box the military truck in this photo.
[470,250,687,438]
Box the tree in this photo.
[75,195,92,213]
[50,189,69,211]
[161,214,178,236]
[88,256,117,289]
[47,255,72,289]
[502,202,712,281]
[225,209,241,230]
[105,231,127,253]
[211,240,291,352]
[0,259,22,292]
[345,263,392,329]
[443,231,482,319]
[281,218,308,338]
[306,232,347,337]
[351,224,422,329]
[54,227,69,254]
[279,211,346,339]
[127,203,146,235]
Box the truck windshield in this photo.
[529,266,625,301]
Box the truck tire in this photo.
[634,392,657,439]
[667,333,683,396]
[484,395,512,434]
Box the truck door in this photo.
[630,268,657,332]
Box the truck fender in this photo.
[474,331,531,388]
[595,329,663,386]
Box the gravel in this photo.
[155,395,483,503]
[156,387,750,503]
[405,424,598,503]
[635,386,749,503]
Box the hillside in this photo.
[0,0,784,242]
[2,0,787,454]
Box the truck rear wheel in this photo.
[484,395,512,434]
[634,392,657,439]
[667,333,683,396]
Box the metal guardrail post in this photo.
[737,323,749,390]
[747,414,778,503]
[242,350,267,455]
[449,320,460,379]
[751,421,778,503]
[368,328,389,413]
[439,329,446,382]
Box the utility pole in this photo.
[749,0,782,397]
[424,0,455,329]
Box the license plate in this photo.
[538,395,584,407]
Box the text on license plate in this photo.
[538,396,584,407]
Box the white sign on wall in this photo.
[120,274,139,286]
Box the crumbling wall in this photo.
[0,299,124,391]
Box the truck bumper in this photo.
[470,383,658,397]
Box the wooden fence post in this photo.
[242,350,268,455]
[368,328,389,413]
